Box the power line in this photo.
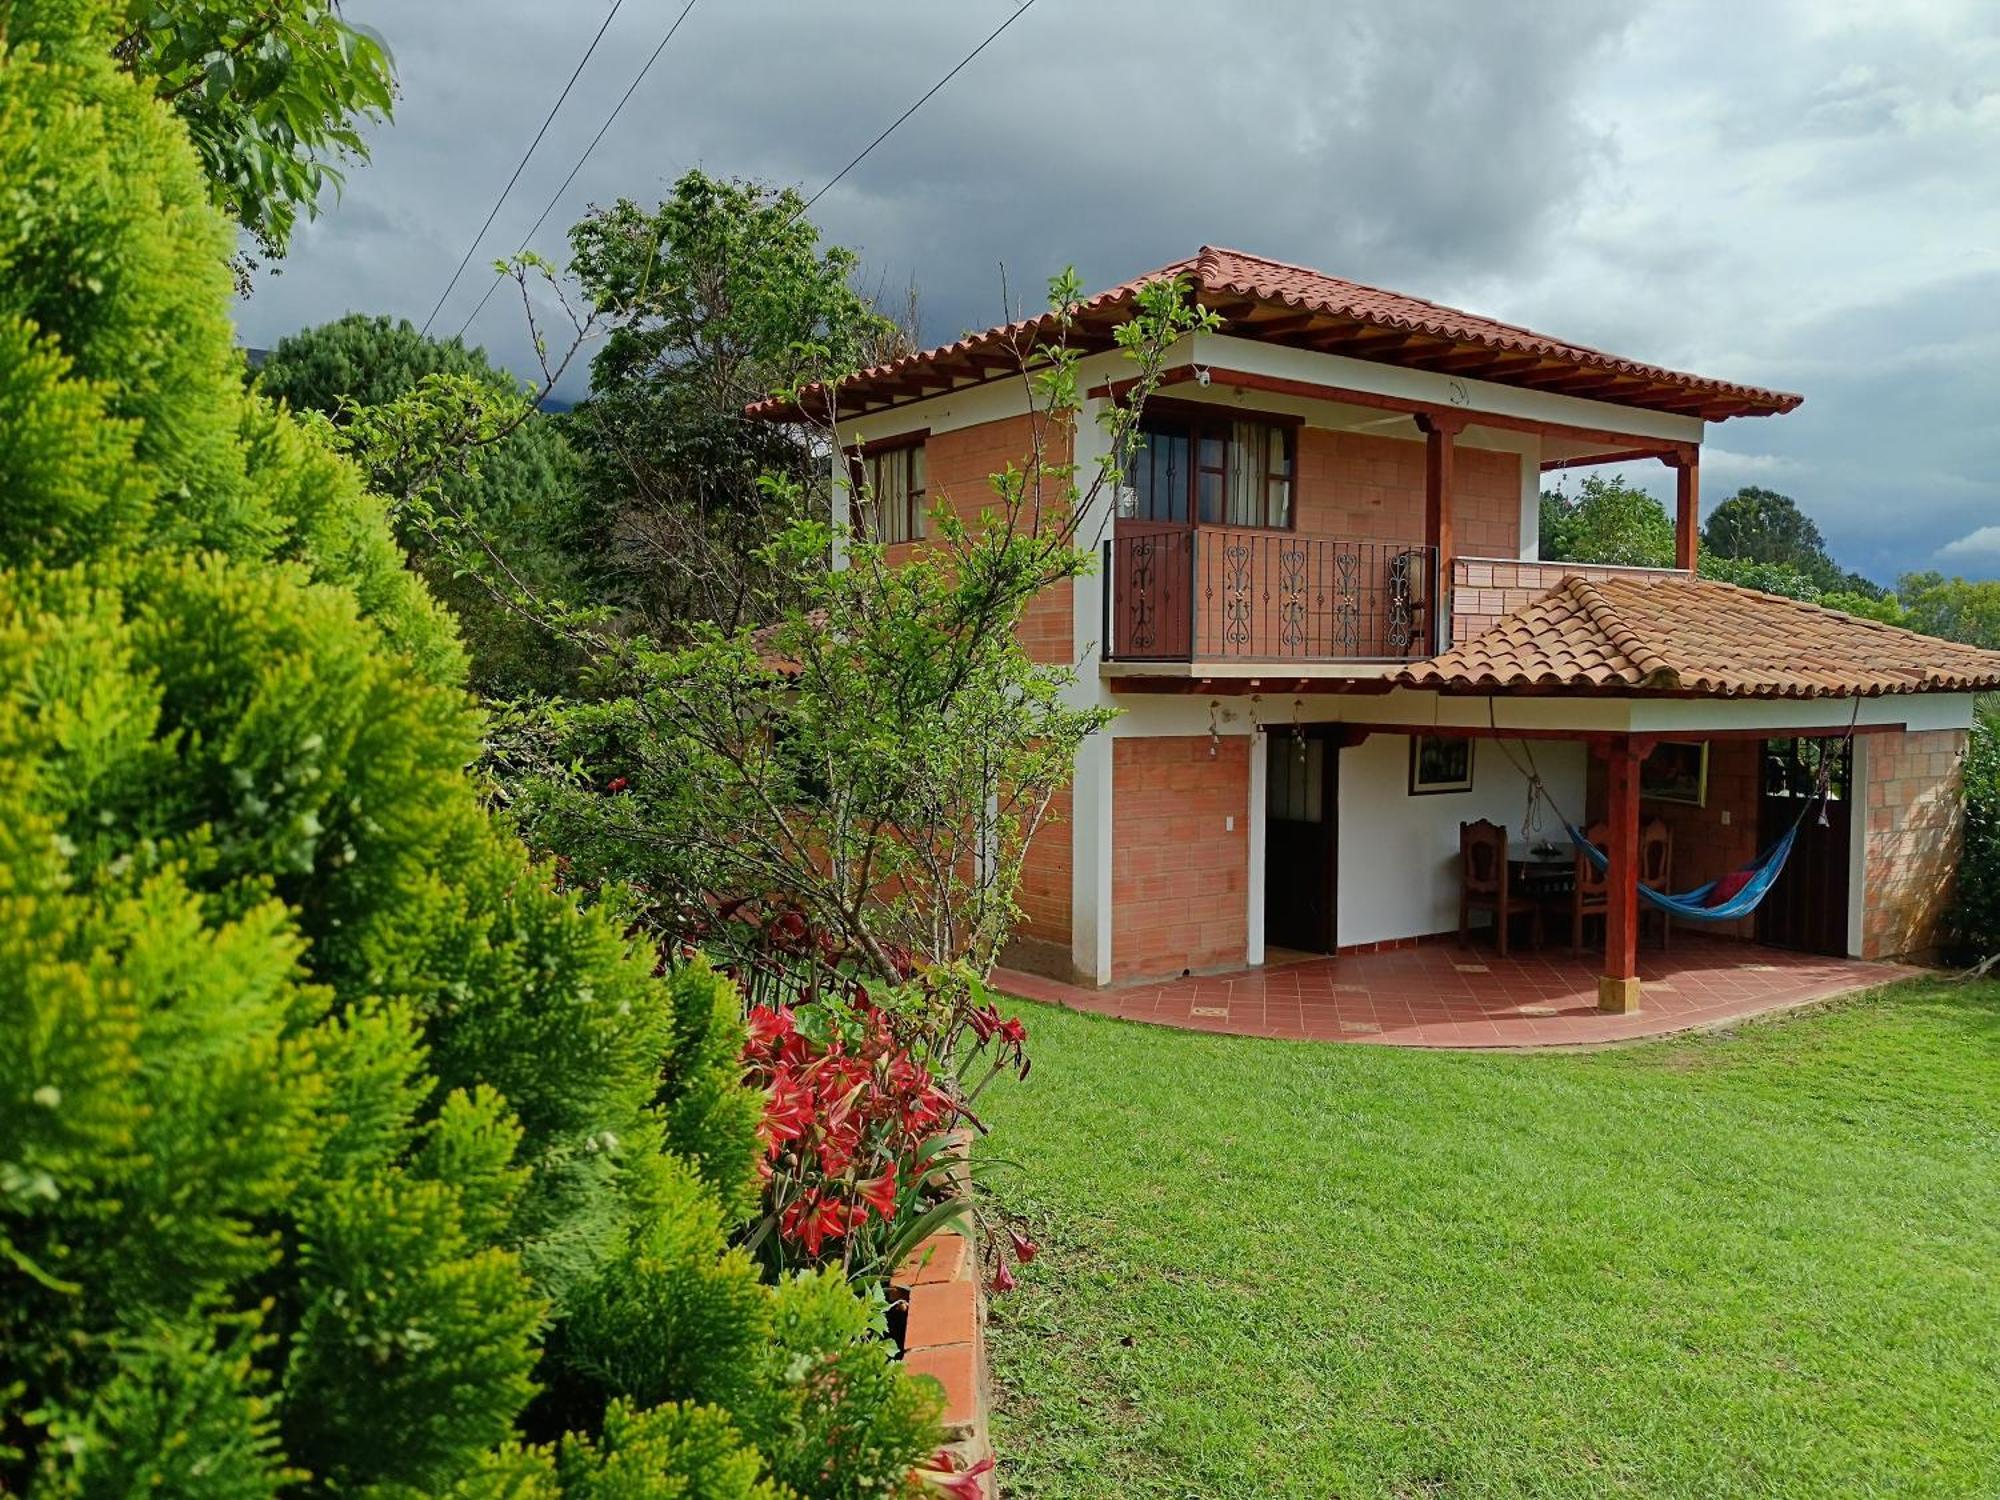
[420,0,627,335]
[459,0,1039,346]
[457,0,701,338]
[802,0,1037,214]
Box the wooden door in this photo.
[1755,737,1852,955]
[1111,412,1196,660]
[1265,732,1338,953]
[1110,521,1192,660]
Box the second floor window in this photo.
[852,440,927,545]
[1123,411,1294,529]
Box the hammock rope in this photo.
[1481,702,1857,925]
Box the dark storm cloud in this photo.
[235,1,2000,582]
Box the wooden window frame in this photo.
[1126,397,1301,532]
[846,429,929,545]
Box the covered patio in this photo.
[995,936,1915,1049]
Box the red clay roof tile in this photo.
[748,246,1801,423]
[1399,574,2000,698]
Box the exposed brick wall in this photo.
[1862,727,1967,961]
[1292,428,1517,556]
[882,412,1075,667]
[1007,784,1072,974]
[1111,736,1248,982]
[1643,738,1760,941]
[1452,558,1687,644]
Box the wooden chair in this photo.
[1460,819,1539,956]
[1640,817,1674,950]
[1570,820,1611,954]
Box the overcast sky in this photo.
[234,0,2000,584]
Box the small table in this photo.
[1506,845,1574,951]
[1508,843,1573,879]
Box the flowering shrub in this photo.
[740,975,1029,1287]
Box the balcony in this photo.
[1103,527,1438,665]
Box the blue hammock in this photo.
[1562,817,1803,923]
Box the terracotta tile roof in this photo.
[1399,574,2000,698]
[748,245,1801,424]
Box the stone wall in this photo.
[1862,727,1967,961]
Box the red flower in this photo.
[605,776,629,793]
[991,1260,1017,1294]
[1007,1227,1039,1264]
[781,1192,854,1257]
[855,1167,898,1220]
[997,1016,1027,1046]
[745,1004,796,1047]
[926,1453,995,1499]
[762,1071,815,1148]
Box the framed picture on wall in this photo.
[1409,735,1474,795]
[1641,739,1709,806]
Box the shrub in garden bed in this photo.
[0,8,936,1494]
[1957,702,2000,963]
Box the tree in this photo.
[109,0,395,285]
[0,7,936,1493]
[1702,485,1885,597]
[1894,571,2000,651]
[1538,474,1676,568]
[1701,485,1827,568]
[563,171,907,635]
[476,270,1211,992]
[258,314,589,694]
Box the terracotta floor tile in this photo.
[993,938,1918,1051]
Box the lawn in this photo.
[976,980,2000,1498]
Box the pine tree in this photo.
[0,4,936,1493]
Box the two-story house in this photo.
[751,247,2000,1013]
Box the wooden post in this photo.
[1669,446,1700,573]
[1417,413,1465,652]
[1598,738,1644,1014]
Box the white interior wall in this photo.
[1335,733,1588,947]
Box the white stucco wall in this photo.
[1335,733,1589,948]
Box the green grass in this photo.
[976,981,2000,1498]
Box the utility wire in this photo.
[457,0,701,338]
[802,0,1037,215]
[458,0,1038,347]
[421,0,627,335]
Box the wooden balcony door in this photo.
[1110,519,1192,660]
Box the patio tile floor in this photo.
[993,936,1919,1049]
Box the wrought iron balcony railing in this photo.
[1103,528,1437,664]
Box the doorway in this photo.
[1265,730,1339,953]
[1754,736,1852,955]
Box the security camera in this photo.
[1195,366,1211,387]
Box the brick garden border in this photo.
[894,1138,995,1494]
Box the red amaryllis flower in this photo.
[744,1004,796,1047]
[926,1453,995,1499]
[997,1016,1027,1046]
[855,1167,898,1220]
[991,1260,1017,1294]
[1007,1227,1039,1264]
[762,1072,815,1148]
[782,1192,855,1257]
[605,776,629,793]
